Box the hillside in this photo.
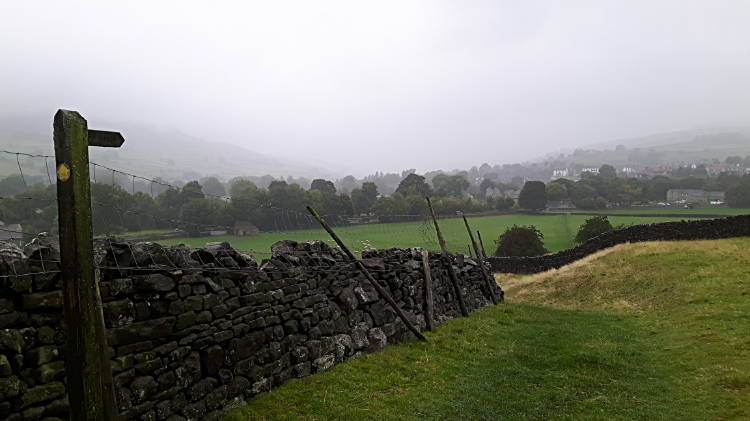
[0,114,337,182]
[224,238,750,420]
[551,126,750,166]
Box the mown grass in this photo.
[224,237,750,421]
[155,212,730,256]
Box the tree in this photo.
[200,177,226,197]
[493,225,548,257]
[518,181,547,211]
[229,179,258,198]
[599,164,617,178]
[395,173,431,197]
[545,182,568,201]
[570,183,599,208]
[431,174,469,197]
[726,156,742,165]
[351,182,378,215]
[574,216,613,243]
[725,182,750,207]
[310,179,337,195]
[181,181,204,202]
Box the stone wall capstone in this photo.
[0,237,499,421]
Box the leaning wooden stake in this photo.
[54,110,118,421]
[463,216,498,305]
[420,250,435,332]
[425,197,469,317]
[306,206,427,341]
[477,230,488,259]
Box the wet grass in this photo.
[224,237,750,420]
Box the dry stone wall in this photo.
[0,238,499,421]
[488,214,750,274]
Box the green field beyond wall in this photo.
[154,208,750,257]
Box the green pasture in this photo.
[225,237,750,420]
[153,212,733,256]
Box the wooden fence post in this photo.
[420,250,435,332]
[463,216,498,305]
[54,110,119,421]
[306,206,427,342]
[477,230,488,259]
[425,198,469,317]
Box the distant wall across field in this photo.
[488,214,750,274]
[0,238,499,421]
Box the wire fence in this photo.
[0,149,480,282]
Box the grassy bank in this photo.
[153,212,729,256]
[224,237,750,420]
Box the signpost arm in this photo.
[54,110,118,421]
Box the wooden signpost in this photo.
[54,110,121,421]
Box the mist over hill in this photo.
[0,114,342,182]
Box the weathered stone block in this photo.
[18,381,64,408]
[312,354,335,373]
[134,274,176,292]
[107,317,176,346]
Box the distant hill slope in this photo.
[0,114,337,182]
[552,125,750,165]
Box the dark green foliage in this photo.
[351,182,379,215]
[493,224,548,257]
[395,173,432,197]
[725,182,750,207]
[200,177,226,197]
[599,164,617,178]
[311,179,337,195]
[518,181,547,211]
[545,182,568,201]
[229,179,258,198]
[431,174,469,197]
[574,215,614,243]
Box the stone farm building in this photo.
[234,220,260,236]
[666,189,725,202]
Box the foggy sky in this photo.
[1,1,749,177]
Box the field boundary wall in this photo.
[488,214,750,274]
[0,239,499,421]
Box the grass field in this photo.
[153,210,746,256]
[224,237,750,420]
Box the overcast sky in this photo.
[1,1,749,177]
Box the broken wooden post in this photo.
[54,110,119,421]
[306,206,427,341]
[477,230,488,259]
[463,216,498,305]
[425,197,469,317]
[420,250,435,332]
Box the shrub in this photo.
[493,224,548,257]
[574,215,613,243]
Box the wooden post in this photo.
[306,206,427,342]
[420,250,435,332]
[477,230,487,259]
[54,110,118,421]
[463,216,498,305]
[425,197,469,317]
